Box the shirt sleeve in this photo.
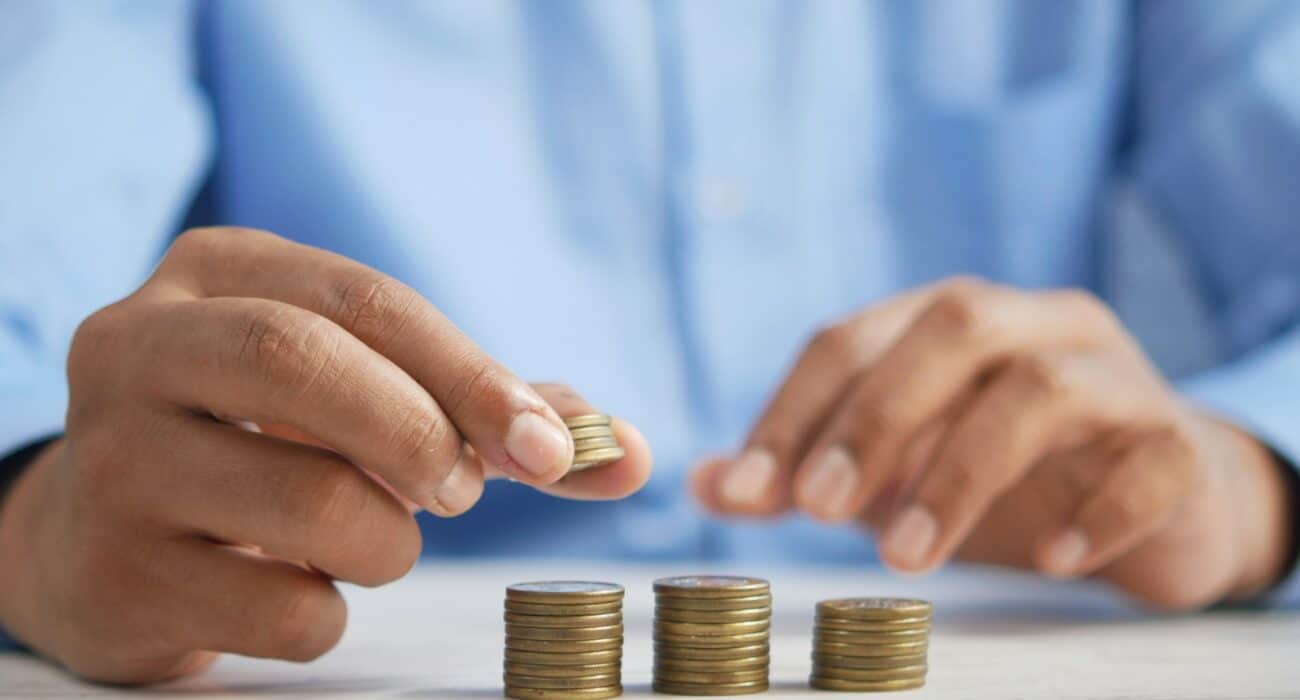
[1129,1,1300,605]
[0,0,212,647]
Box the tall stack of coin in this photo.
[564,414,625,472]
[810,598,932,692]
[504,582,625,700]
[652,575,772,696]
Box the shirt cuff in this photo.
[1180,344,1300,608]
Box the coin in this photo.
[652,680,768,696]
[814,627,929,644]
[504,673,620,690]
[811,652,928,670]
[654,606,770,623]
[810,675,926,691]
[654,656,769,672]
[507,582,624,605]
[504,662,621,679]
[572,436,621,450]
[504,686,622,700]
[568,425,615,440]
[505,611,623,628]
[814,615,931,632]
[653,668,768,685]
[814,639,928,657]
[506,600,624,616]
[654,576,770,599]
[505,648,622,666]
[655,594,772,611]
[571,446,626,466]
[654,619,770,637]
[506,624,624,641]
[562,414,612,429]
[654,643,769,661]
[507,637,623,653]
[810,664,927,682]
[816,598,932,621]
[653,630,770,647]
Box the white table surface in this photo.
[2,561,1297,699]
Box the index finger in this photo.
[156,228,574,485]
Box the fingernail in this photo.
[1042,528,1089,577]
[430,452,481,517]
[504,411,570,477]
[798,446,860,520]
[720,448,778,506]
[883,505,937,568]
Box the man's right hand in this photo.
[0,228,652,684]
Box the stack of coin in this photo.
[653,575,772,696]
[564,414,625,472]
[504,581,625,700]
[810,598,932,692]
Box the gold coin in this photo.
[653,575,770,599]
[654,643,769,661]
[654,656,769,672]
[505,611,623,628]
[654,619,770,636]
[653,630,770,647]
[811,652,928,670]
[816,598,932,621]
[505,648,622,666]
[810,675,926,691]
[504,685,622,700]
[506,582,624,605]
[507,623,623,641]
[811,664,927,682]
[568,424,615,440]
[655,606,770,623]
[506,637,623,653]
[504,662,621,679]
[654,668,768,685]
[814,627,929,644]
[571,446,626,466]
[815,615,931,632]
[814,639,928,657]
[656,594,772,611]
[506,600,623,616]
[652,680,768,696]
[504,673,620,690]
[572,436,621,451]
[563,414,612,429]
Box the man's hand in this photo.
[694,278,1293,610]
[0,228,651,683]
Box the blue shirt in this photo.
[3,0,1300,635]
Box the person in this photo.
[1,0,1298,686]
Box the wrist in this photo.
[0,438,63,639]
[1213,420,1295,600]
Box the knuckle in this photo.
[388,405,456,476]
[68,304,125,383]
[926,461,982,502]
[855,400,910,438]
[806,323,860,365]
[441,355,503,417]
[298,466,367,533]
[327,273,419,352]
[1005,354,1069,399]
[235,307,338,395]
[924,290,987,340]
[272,584,344,661]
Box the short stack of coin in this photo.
[504,581,625,699]
[564,414,625,472]
[810,598,932,692]
[653,575,772,696]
